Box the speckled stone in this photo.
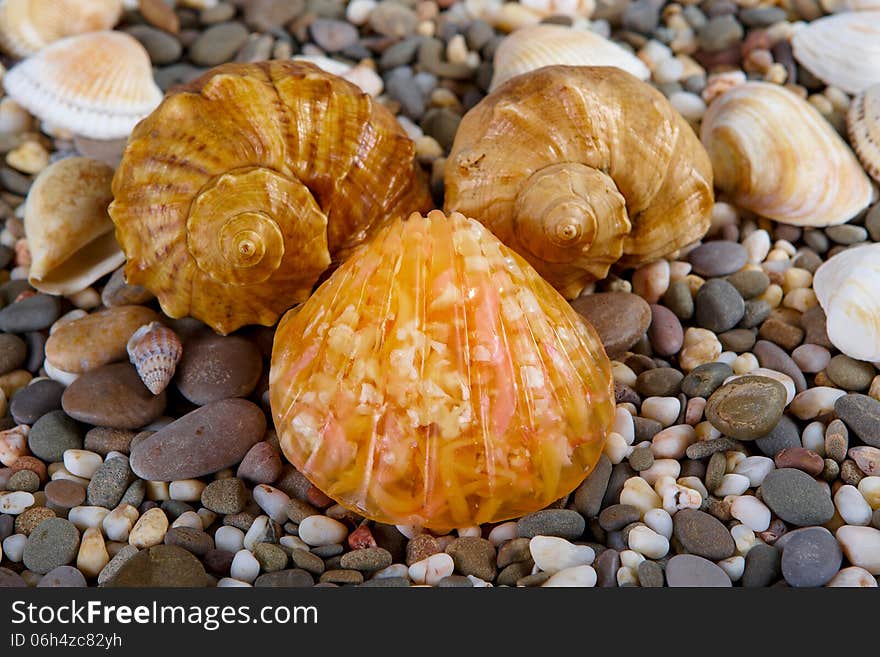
[835,394,880,448]
[0,334,27,375]
[339,547,393,572]
[780,527,841,587]
[105,545,208,587]
[827,356,874,392]
[175,334,262,406]
[164,526,214,557]
[22,518,80,575]
[761,468,834,526]
[27,410,82,462]
[37,565,87,588]
[636,368,683,397]
[573,455,612,518]
[86,458,133,509]
[672,509,735,560]
[516,509,585,540]
[445,537,497,581]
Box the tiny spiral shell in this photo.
[126,322,182,395]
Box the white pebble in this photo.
[789,387,846,420]
[826,566,878,587]
[717,555,745,582]
[0,491,33,515]
[792,344,831,373]
[653,57,684,84]
[169,479,206,502]
[603,431,631,464]
[731,524,761,556]
[677,476,708,500]
[715,473,751,496]
[62,449,103,479]
[373,563,409,580]
[613,406,635,444]
[217,577,252,588]
[298,515,348,547]
[101,505,137,542]
[467,575,493,587]
[279,535,310,552]
[215,526,245,553]
[642,397,681,428]
[650,425,695,459]
[620,476,662,516]
[541,565,597,587]
[836,526,880,574]
[408,553,454,586]
[858,477,880,509]
[253,484,291,523]
[734,456,775,487]
[835,485,873,526]
[3,533,26,562]
[669,91,706,122]
[801,421,826,456]
[730,495,771,532]
[611,361,637,388]
[243,516,273,551]
[230,549,261,583]
[725,451,747,473]
[457,526,481,538]
[639,458,680,486]
[615,566,639,587]
[619,550,645,570]
[171,511,203,530]
[732,352,759,375]
[627,526,669,559]
[487,521,517,546]
[715,351,737,366]
[68,506,110,530]
[529,536,594,573]
[662,483,702,514]
[743,229,771,263]
[128,507,168,548]
[345,0,376,24]
[643,508,673,539]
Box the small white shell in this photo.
[791,12,880,95]
[814,243,880,363]
[127,322,183,396]
[491,24,649,90]
[0,0,122,58]
[848,83,880,183]
[2,31,162,139]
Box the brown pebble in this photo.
[703,496,732,523]
[236,441,282,484]
[840,459,864,486]
[774,447,824,476]
[306,485,333,508]
[705,451,727,494]
[821,458,839,482]
[758,318,804,350]
[44,479,86,509]
[648,304,684,356]
[628,447,654,471]
[84,427,135,456]
[406,533,440,565]
[6,469,39,492]
[824,419,848,463]
[139,0,180,33]
[15,506,55,536]
[570,292,651,359]
[801,305,833,349]
[10,455,47,483]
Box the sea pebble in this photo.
[761,468,835,526]
[298,516,348,547]
[730,495,772,532]
[63,449,103,479]
[408,553,454,586]
[836,526,880,574]
[105,544,206,587]
[780,527,842,587]
[128,507,168,548]
[528,536,594,573]
[665,554,731,587]
[826,566,878,587]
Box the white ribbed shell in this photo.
[848,84,880,183]
[0,0,122,57]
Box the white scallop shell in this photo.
[821,0,880,12]
[0,0,122,58]
[491,24,650,90]
[814,243,880,363]
[700,82,872,226]
[848,83,880,183]
[2,31,162,139]
[791,12,880,95]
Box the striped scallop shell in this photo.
[2,31,162,139]
[0,0,122,58]
[127,322,183,395]
[491,24,650,90]
[848,84,880,183]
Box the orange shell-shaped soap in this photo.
[270,210,614,530]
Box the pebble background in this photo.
[0,0,879,588]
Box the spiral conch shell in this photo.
[490,25,650,90]
[127,322,182,395]
[701,82,872,227]
[814,243,880,362]
[24,157,125,295]
[791,12,880,95]
[0,0,122,58]
[110,61,432,335]
[848,84,880,183]
[2,31,162,140]
[444,66,714,300]
[270,210,615,529]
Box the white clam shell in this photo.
[814,243,880,362]
[490,24,649,90]
[848,83,880,183]
[2,31,162,140]
[700,82,872,227]
[791,12,880,95]
[822,0,880,10]
[0,0,122,58]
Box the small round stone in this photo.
[516,509,585,540]
[201,478,248,514]
[570,292,651,359]
[718,329,757,353]
[27,410,82,462]
[672,508,736,560]
[760,468,835,526]
[635,367,684,397]
[309,18,359,52]
[44,479,86,510]
[688,241,748,277]
[834,394,880,448]
[22,518,80,575]
[253,542,289,572]
[0,334,27,375]
[188,22,249,67]
[826,355,874,392]
[681,362,732,398]
[599,504,641,532]
[628,446,654,471]
[339,547,393,572]
[7,469,39,493]
[705,376,787,440]
[753,340,807,393]
[742,543,781,588]
[175,335,262,405]
[695,279,745,332]
[10,379,64,425]
[127,25,182,65]
[86,458,133,509]
[15,507,55,535]
[254,569,315,587]
[236,442,282,484]
[755,414,801,457]
[36,565,87,588]
[726,270,769,299]
[662,280,694,320]
[648,304,684,356]
[666,554,732,587]
[164,526,214,557]
[781,527,842,587]
[61,363,167,430]
[0,295,61,333]
[105,544,207,587]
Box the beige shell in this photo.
[701,82,872,227]
[490,24,650,90]
[2,31,163,140]
[127,322,182,395]
[0,0,122,57]
[848,83,880,183]
[820,0,880,12]
[24,156,125,295]
[791,12,880,95]
[814,243,880,362]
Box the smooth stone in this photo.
[570,292,652,359]
[86,458,134,509]
[369,1,418,37]
[288,548,325,576]
[780,527,841,587]
[254,569,315,587]
[742,543,781,588]
[359,576,410,588]
[598,504,641,532]
[637,560,664,587]
[10,379,64,424]
[760,468,834,526]
[688,241,748,277]
[175,335,262,405]
[672,508,736,560]
[801,305,833,349]
[126,25,182,65]
[755,415,800,457]
[0,295,61,333]
[445,537,496,581]
[188,22,249,66]
[826,356,874,392]
[698,14,744,52]
[236,441,282,484]
[0,334,27,375]
[726,270,769,299]
[666,554,731,587]
[705,376,787,440]
[695,279,745,333]
[836,525,880,574]
[379,37,422,70]
[338,547,392,572]
[36,565,87,587]
[130,399,266,481]
[635,368,683,397]
[0,567,26,587]
[44,479,86,509]
[105,544,207,587]
[84,428,135,456]
[243,0,305,30]
[61,363,167,430]
[27,410,82,463]
[572,455,612,518]
[648,304,684,356]
[835,394,880,448]
[516,509,585,540]
[753,340,807,393]
[309,18,358,51]
[718,328,757,353]
[22,518,80,575]
[681,362,732,398]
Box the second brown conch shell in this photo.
[701,82,872,227]
[127,322,183,395]
[109,60,432,335]
[444,65,714,299]
[24,156,125,295]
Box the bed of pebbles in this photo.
[0,0,879,588]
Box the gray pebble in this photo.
[688,241,748,277]
[718,328,756,353]
[834,394,880,448]
[234,33,274,63]
[635,367,683,397]
[27,410,82,462]
[755,414,800,457]
[37,565,87,587]
[386,68,425,119]
[681,362,732,398]
[662,280,694,321]
[622,0,663,33]
[516,509,585,540]
[7,469,39,493]
[10,379,64,425]
[666,554,731,587]
[672,508,735,560]
[189,22,249,67]
[0,295,61,333]
[780,527,841,587]
[380,37,422,70]
[339,547,393,572]
[87,458,134,509]
[599,504,641,531]
[288,548,325,575]
[420,107,461,152]
[164,526,214,557]
[126,25,182,65]
[705,376,787,440]
[254,568,315,587]
[0,333,27,375]
[753,340,807,393]
[22,518,80,575]
[309,18,358,52]
[637,560,664,587]
[726,269,769,299]
[154,63,205,92]
[742,543,780,588]
[761,468,835,526]
[825,224,868,245]
[698,14,743,52]
[572,454,612,518]
[595,547,619,587]
[739,6,786,26]
[827,356,874,392]
[695,278,745,332]
[738,299,771,329]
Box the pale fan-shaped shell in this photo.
[109,61,432,335]
[445,66,713,299]
[848,84,880,183]
[490,24,650,90]
[127,322,182,395]
[24,157,125,295]
[270,210,614,530]
[791,12,880,95]
[0,0,122,57]
[2,31,162,139]
[822,0,880,9]
[814,243,880,362]
[701,82,871,227]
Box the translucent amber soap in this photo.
[270,210,614,529]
